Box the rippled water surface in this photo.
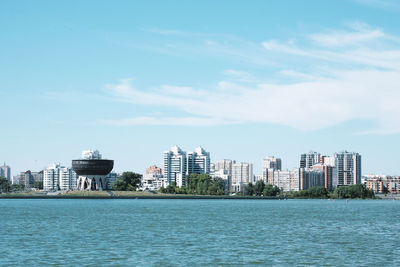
[0,199,399,266]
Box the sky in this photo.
[1,0,400,176]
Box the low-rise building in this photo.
[366,176,400,194]
[141,165,165,191]
[106,172,120,189]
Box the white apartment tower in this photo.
[187,146,211,175]
[163,146,187,187]
[262,156,282,171]
[43,163,77,191]
[214,159,235,176]
[232,162,253,185]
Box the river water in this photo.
[0,199,399,266]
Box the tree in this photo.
[263,184,280,196]
[165,182,177,194]
[185,174,225,195]
[244,183,255,196]
[0,177,11,192]
[33,181,43,190]
[11,184,25,192]
[254,180,265,196]
[333,184,374,199]
[175,187,187,194]
[307,186,329,198]
[111,172,142,191]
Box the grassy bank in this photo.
[0,190,285,200]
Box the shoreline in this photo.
[0,194,286,200]
[0,194,385,200]
[0,191,392,200]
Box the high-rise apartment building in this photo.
[262,156,282,171]
[310,164,335,191]
[231,162,253,191]
[300,151,321,168]
[321,156,336,167]
[0,163,11,182]
[214,159,235,176]
[334,151,361,185]
[43,163,77,191]
[163,145,187,187]
[299,168,325,191]
[187,146,210,175]
[12,170,43,187]
[264,169,300,192]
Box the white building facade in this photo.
[141,165,165,191]
[187,146,210,175]
[214,159,235,176]
[231,162,253,192]
[43,163,77,191]
[262,156,282,171]
[163,146,187,187]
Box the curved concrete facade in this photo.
[77,175,107,191]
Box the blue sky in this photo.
[1,0,400,176]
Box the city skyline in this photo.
[2,0,400,175]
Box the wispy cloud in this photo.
[309,22,400,47]
[222,70,259,83]
[101,24,400,134]
[98,116,241,127]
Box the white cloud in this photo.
[262,40,313,57]
[105,69,400,132]
[310,29,384,47]
[102,24,400,134]
[309,23,400,48]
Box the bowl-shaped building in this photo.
[72,159,114,190]
[72,159,114,176]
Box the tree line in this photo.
[287,184,375,199]
[109,172,375,199]
[241,180,281,196]
[0,176,32,192]
[159,174,225,195]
